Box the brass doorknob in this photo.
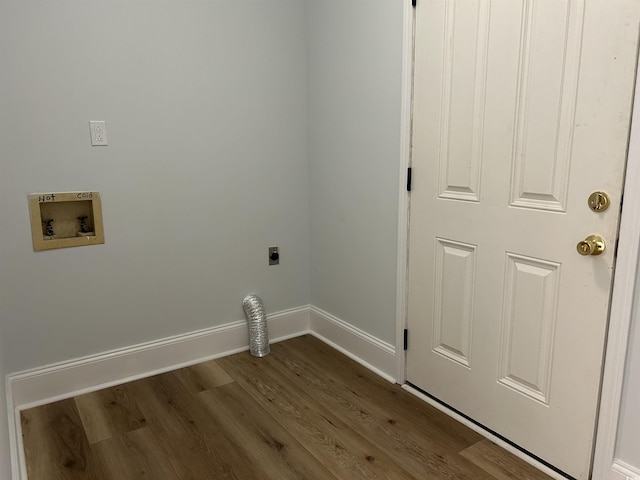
[576,235,606,256]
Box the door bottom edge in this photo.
[402,382,577,480]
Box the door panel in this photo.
[436,0,489,202]
[433,238,477,367]
[406,1,640,479]
[498,253,560,405]
[509,0,583,212]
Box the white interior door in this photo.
[406,1,640,479]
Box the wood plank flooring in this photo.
[21,335,552,480]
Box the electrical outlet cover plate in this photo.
[89,121,108,146]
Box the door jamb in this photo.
[394,0,414,383]
[591,49,640,480]
[395,4,640,477]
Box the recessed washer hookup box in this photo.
[28,191,105,251]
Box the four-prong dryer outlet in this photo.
[269,247,279,265]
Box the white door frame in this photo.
[394,0,414,383]
[394,1,640,477]
[590,48,640,479]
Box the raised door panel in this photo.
[433,239,477,367]
[509,0,584,212]
[438,0,490,202]
[498,253,561,404]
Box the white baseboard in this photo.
[309,306,396,383]
[6,304,398,480]
[7,306,397,410]
[611,460,640,480]
[402,384,570,480]
[8,306,310,411]
[7,306,310,480]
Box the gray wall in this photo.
[0,9,312,477]
[306,0,403,344]
[0,0,310,374]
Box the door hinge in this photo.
[412,0,416,7]
[403,329,408,350]
[407,167,412,192]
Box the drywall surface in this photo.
[616,251,640,469]
[0,0,310,375]
[306,0,403,344]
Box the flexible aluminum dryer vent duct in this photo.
[242,294,270,357]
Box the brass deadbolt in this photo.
[588,191,610,212]
[576,235,606,256]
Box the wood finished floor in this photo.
[21,335,553,480]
